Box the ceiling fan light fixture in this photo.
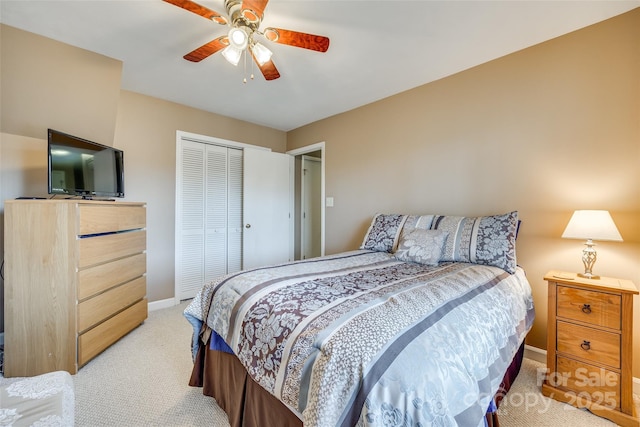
[166,0,330,80]
[221,45,243,66]
[228,27,249,50]
[251,42,272,66]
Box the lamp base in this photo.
[579,239,600,280]
[577,272,600,280]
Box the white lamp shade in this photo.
[251,42,272,66]
[221,45,242,66]
[561,210,623,241]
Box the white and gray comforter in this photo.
[185,250,535,427]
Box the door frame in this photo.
[287,142,326,257]
[176,130,272,152]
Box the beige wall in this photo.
[0,24,286,332]
[0,25,122,144]
[287,9,640,376]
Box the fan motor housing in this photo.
[225,0,261,29]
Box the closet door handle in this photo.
[245,224,251,229]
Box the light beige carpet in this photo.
[497,356,616,426]
[72,301,228,426]
[2,301,628,426]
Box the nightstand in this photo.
[542,270,639,427]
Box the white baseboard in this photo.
[524,344,640,396]
[147,298,177,312]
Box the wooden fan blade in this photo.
[184,36,229,62]
[250,51,280,80]
[241,0,269,23]
[163,0,227,25]
[263,27,329,52]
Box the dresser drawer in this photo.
[78,253,146,300]
[78,230,146,268]
[557,286,620,330]
[78,298,147,366]
[77,276,146,333]
[557,321,620,368]
[555,356,620,410]
[78,205,146,235]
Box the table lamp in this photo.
[561,210,623,279]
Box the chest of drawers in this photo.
[4,200,147,377]
[542,270,639,426]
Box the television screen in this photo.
[48,129,124,198]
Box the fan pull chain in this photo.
[243,50,247,84]
[241,50,254,84]
[250,52,255,80]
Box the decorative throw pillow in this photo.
[360,213,408,253]
[430,211,518,274]
[394,229,449,266]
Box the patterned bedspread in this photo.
[185,250,535,427]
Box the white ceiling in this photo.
[1,1,638,131]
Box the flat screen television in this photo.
[48,129,124,198]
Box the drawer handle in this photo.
[581,303,592,314]
[580,340,591,351]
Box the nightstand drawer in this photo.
[557,321,620,368]
[557,286,621,330]
[555,356,620,409]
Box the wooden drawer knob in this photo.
[580,340,591,351]
[581,303,592,314]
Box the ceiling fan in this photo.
[164,0,330,81]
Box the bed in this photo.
[185,211,535,427]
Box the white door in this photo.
[176,140,206,300]
[203,146,243,283]
[204,144,229,283]
[243,147,292,270]
[176,142,244,301]
[226,148,244,273]
[301,156,321,259]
